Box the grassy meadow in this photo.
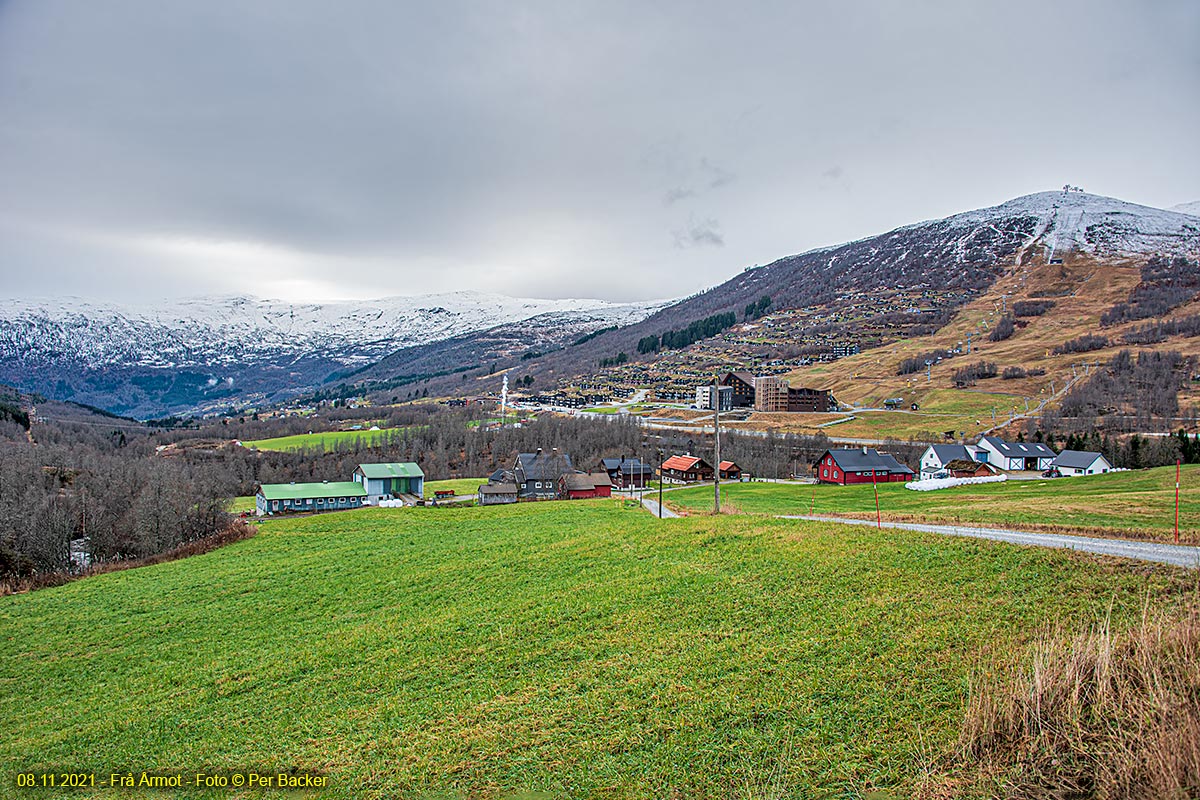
[425,477,489,497]
[666,465,1200,541]
[1,501,1194,798]
[241,428,404,452]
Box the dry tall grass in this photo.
[926,605,1200,798]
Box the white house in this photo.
[919,444,978,479]
[1051,450,1112,476]
[975,436,1056,472]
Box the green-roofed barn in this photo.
[353,462,425,502]
[255,481,367,516]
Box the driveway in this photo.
[778,514,1200,569]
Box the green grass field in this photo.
[241,428,404,452]
[425,477,488,497]
[666,465,1200,541]
[229,495,256,513]
[1,502,1193,798]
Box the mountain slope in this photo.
[0,292,664,417]
[365,190,1198,398]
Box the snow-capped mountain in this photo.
[0,291,668,417]
[1169,200,1200,218]
[0,292,665,370]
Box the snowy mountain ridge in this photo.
[1,291,669,370]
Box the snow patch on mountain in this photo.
[0,291,669,370]
[1169,200,1200,218]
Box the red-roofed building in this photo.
[661,455,713,482]
[718,461,742,480]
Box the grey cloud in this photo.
[0,0,1195,305]
[673,216,724,249]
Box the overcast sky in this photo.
[1,1,1197,305]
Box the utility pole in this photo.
[713,377,721,514]
[658,448,663,519]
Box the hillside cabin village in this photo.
[256,461,424,515]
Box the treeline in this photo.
[1121,314,1200,345]
[1040,350,1193,433]
[1012,300,1055,317]
[636,312,738,354]
[1100,256,1200,327]
[572,325,617,346]
[1052,334,1108,355]
[1001,366,1046,380]
[989,316,1015,342]
[953,361,997,386]
[743,295,772,321]
[0,420,234,581]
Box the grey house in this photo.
[1051,450,1112,476]
[352,462,425,502]
[514,448,574,500]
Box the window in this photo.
[317,498,324,505]
[822,468,828,477]
[272,501,279,510]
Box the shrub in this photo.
[989,316,1015,342]
[1012,300,1055,317]
[1052,334,1108,355]
[1001,366,1046,380]
[952,361,998,386]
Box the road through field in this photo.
[779,514,1200,569]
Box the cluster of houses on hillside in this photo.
[693,372,837,413]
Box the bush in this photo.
[1052,334,1108,355]
[952,361,998,386]
[1001,366,1046,380]
[1012,300,1055,317]
[897,349,953,376]
[989,316,1015,342]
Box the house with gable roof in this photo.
[975,436,1056,472]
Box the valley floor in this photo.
[1,502,1195,798]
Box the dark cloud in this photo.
[0,0,1196,304]
[673,216,724,249]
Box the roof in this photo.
[489,467,513,482]
[1051,450,1107,469]
[258,481,367,501]
[562,473,597,492]
[662,455,710,472]
[718,461,739,471]
[479,482,518,495]
[722,371,755,386]
[979,436,1056,458]
[600,457,652,473]
[516,451,574,481]
[356,462,424,479]
[928,444,974,463]
[588,472,612,487]
[944,459,996,473]
[823,448,915,475]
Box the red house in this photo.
[559,472,613,499]
[661,455,714,482]
[814,448,914,485]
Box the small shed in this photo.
[943,459,999,478]
[478,482,518,505]
[718,460,742,480]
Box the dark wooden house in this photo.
[720,372,756,408]
[661,455,714,482]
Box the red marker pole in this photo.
[872,469,881,529]
[1175,459,1181,545]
